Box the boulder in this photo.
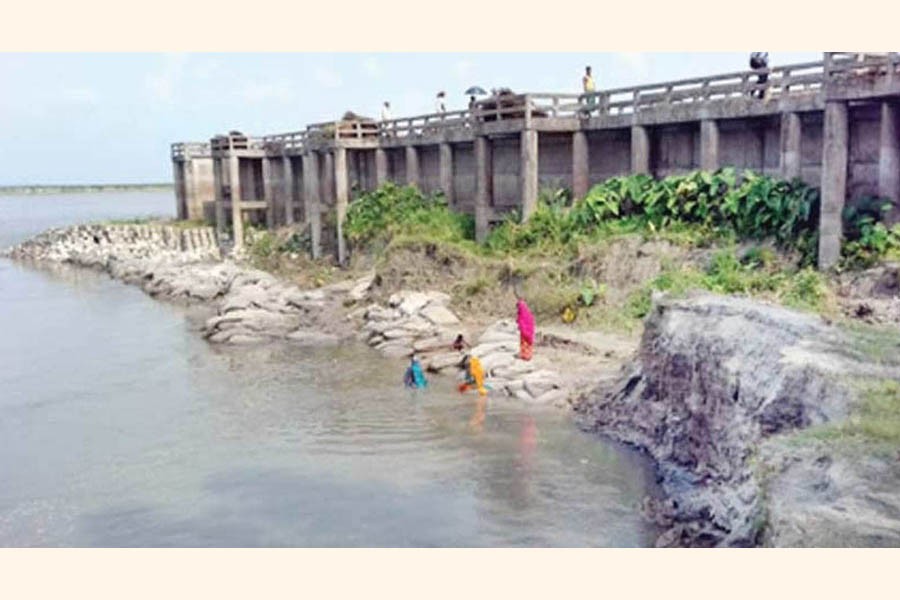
[420,304,461,327]
[287,330,340,346]
[427,352,465,372]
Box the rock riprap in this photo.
[576,292,900,547]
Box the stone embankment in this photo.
[350,290,566,405]
[4,225,568,404]
[576,293,900,547]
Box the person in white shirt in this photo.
[435,91,446,113]
[380,101,391,121]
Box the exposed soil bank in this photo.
[575,293,900,546]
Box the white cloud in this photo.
[145,53,188,103]
[453,59,474,82]
[62,87,99,106]
[614,52,650,78]
[362,56,382,79]
[314,65,343,89]
[239,80,294,103]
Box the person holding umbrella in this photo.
[465,85,487,110]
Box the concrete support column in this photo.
[474,136,493,243]
[780,112,803,180]
[700,119,720,171]
[228,153,244,252]
[405,145,420,187]
[173,161,186,220]
[631,125,651,174]
[439,142,454,205]
[334,147,350,266]
[375,148,388,186]
[282,155,295,225]
[213,158,226,237]
[520,129,539,220]
[262,156,275,229]
[572,130,589,200]
[879,101,900,223]
[303,152,322,259]
[819,101,849,269]
[322,152,335,207]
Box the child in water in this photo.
[403,354,428,389]
[451,333,470,352]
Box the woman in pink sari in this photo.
[516,297,535,361]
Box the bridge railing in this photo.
[171,141,211,160]
[239,54,900,154]
[261,130,306,154]
[210,134,265,153]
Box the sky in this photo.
[0,52,822,185]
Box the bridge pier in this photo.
[631,125,651,174]
[475,136,492,242]
[334,147,349,265]
[228,153,245,252]
[780,112,802,180]
[262,156,276,229]
[213,158,226,237]
[572,130,589,200]
[439,142,454,205]
[520,129,539,220]
[406,146,420,187]
[282,155,295,225]
[303,152,322,259]
[879,101,900,222]
[375,148,389,186]
[700,119,720,171]
[819,101,849,269]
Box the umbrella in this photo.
[464,86,488,96]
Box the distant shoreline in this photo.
[0,183,173,196]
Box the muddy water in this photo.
[0,191,659,546]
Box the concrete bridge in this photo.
[171,52,900,268]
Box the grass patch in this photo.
[799,380,900,454]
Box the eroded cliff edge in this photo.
[575,293,900,547]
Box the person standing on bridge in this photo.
[582,66,597,111]
[435,91,447,114]
[749,52,769,99]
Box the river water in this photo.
[0,191,658,547]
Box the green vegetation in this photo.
[485,169,820,264]
[345,183,474,247]
[841,197,900,269]
[256,172,896,326]
[800,380,900,453]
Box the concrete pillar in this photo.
[405,145,420,187]
[631,125,651,174]
[819,101,849,269]
[322,152,335,207]
[474,136,493,242]
[213,158,226,237]
[780,112,802,180]
[228,153,244,252]
[282,155,295,225]
[520,129,539,220]
[700,119,720,171]
[303,152,322,259]
[375,148,388,186]
[572,130,589,200]
[439,142,454,205]
[262,156,275,229]
[173,161,186,220]
[879,101,900,223]
[334,147,349,266]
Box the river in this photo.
[0,191,659,546]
